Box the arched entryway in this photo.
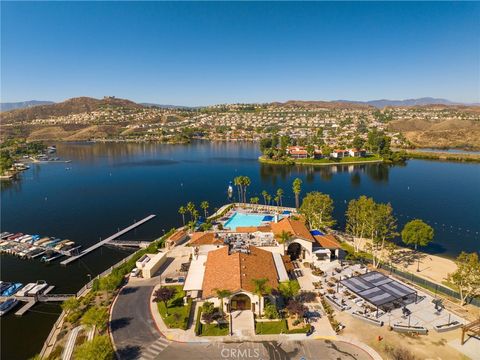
[230,293,251,311]
[287,242,303,260]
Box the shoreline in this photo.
[404,149,480,163]
[258,155,384,166]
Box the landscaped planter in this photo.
[392,324,428,334]
[325,295,350,311]
[433,321,462,333]
[352,311,384,327]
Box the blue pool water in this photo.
[224,212,268,230]
[310,230,324,236]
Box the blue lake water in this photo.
[1,140,479,359]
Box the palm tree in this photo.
[266,194,272,206]
[200,201,209,219]
[292,178,302,209]
[251,278,270,316]
[261,190,268,206]
[187,202,195,221]
[241,176,251,204]
[234,176,243,204]
[178,206,186,225]
[276,188,284,207]
[276,230,293,253]
[215,289,232,316]
[274,195,280,209]
[192,209,199,223]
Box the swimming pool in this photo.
[223,212,270,230]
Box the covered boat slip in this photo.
[340,271,417,309]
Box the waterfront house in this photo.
[286,146,308,159]
[330,149,348,158]
[347,148,367,157]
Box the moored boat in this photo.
[0,298,19,316]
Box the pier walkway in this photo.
[60,215,156,266]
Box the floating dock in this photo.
[15,300,36,316]
[61,215,156,266]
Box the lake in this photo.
[1,141,479,359]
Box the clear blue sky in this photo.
[1,1,479,105]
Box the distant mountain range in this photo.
[0,100,54,112]
[335,97,479,108]
[1,97,478,113]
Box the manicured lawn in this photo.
[157,285,192,330]
[195,308,229,336]
[200,323,229,336]
[255,320,287,334]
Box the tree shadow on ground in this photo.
[110,317,133,331]
[116,345,141,360]
[120,287,139,295]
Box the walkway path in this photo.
[62,325,82,360]
[231,310,254,337]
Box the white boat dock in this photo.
[60,215,156,266]
[14,299,36,316]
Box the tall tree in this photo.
[200,201,209,219]
[251,278,270,316]
[178,206,186,226]
[276,230,292,253]
[186,202,195,221]
[266,194,272,206]
[241,176,251,204]
[261,190,268,206]
[345,196,376,253]
[401,219,434,272]
[366,202,397,268]
[276,188,284,207]
[448,252,480,306]
[274,195,280,208]
[234,176,243,203]
[292,178,302,209]
[215,289,232,316]
[299,191,336,230]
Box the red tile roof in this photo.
[314,234,341,249]
[168,230,187,244]
[189,232,224,246]
[201,246,279,298]
[271,217,315,242]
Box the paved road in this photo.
[111,281,373,360]
[159,340,373,360]
[110,281,159,359]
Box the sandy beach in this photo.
[351,237,458,286]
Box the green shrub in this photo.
[73,335,114,360]
[65,310,83,325]
[264,303,279,319]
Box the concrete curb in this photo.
[336,336,383,360]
